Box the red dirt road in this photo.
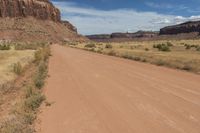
[38,44,200,133]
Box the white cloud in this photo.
[53,1,200,35]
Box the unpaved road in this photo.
[38,44,200,133]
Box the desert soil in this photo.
[38,44,200,133]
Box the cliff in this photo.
[0,0,86,42]
[0,0,60,22]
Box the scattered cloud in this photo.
[53,1,200,35]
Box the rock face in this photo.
[0,0,86,42]
[61,21,77,33]
[0,0,61,22]
[160,21,200,35]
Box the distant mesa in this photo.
[87,21,200,42]
[87,31,158,41]
[160,21,200,35]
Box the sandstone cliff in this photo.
[0,0,86,42]
[0,0,60,21]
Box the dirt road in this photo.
[38,44,200,133]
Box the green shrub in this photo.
[22,112,35,125]
[0,44,11,50]
[34,46,50,64]
[166,42,173,47]
[34,61,47,89]
[105,44,112,49]
[153,44,170,52]
[13,62,23,75]
[24,92,45,111]
[85,43,96,48]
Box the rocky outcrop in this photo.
[160,21,200,35]
[0,0,61,22]
[61,20,77,33]
[0,0,87,42]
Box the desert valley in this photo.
[0,0,200,133]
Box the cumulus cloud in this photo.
[53,1,200,35]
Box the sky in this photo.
[52,0,200,35]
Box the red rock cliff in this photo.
[0,0,61,22]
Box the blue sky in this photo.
[52,0,200,35]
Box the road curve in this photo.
[38,44,200,133]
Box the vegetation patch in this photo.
[0,43,50,133]
[85,43,96,48]
[105,44,113,49]
[13,62,23,75]
[0,44,11,50]
[153,43,171,52]
[14,42,47,50]
[73,40,200,74]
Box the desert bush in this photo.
[122,54,133,59]
[153,44,170,52]
[22,112,36,125]
[0,44,11,50]
[185,44,191,49]
[34,46,50,64]
[105,44,112,49]
[85,43,96,48]
[34,61,47,89]
[155,60,165,66]
[96,49,103,54]
[14,42,47,50]
[166,42,173,47]
[68,42,78,46]
[107,50,116,56]
[0,116,34,133]
[141,58,147,62]
[133,57,141,61]
[145,48,149,51]
[182,64,193,71]
[25,86,33,98]
[13,62,23,75]
[184,44,198,50]
[24,92,45,111]
[196,46,200,51]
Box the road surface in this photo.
[38,44,200,133]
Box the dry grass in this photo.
[0,43,50,132]
[0,49,35,84]
[74,39,200,74]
